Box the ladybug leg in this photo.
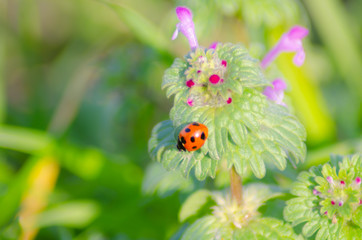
[177,137,186,151]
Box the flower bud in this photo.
[186,79,195,88]
[355,177,361,185]
[326,176,334,184]
[187,98,193,106]
[209,74,221,84]
[313,189,320,195]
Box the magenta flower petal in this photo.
[261,25,309,69]
[272,79,287,91]
[289,26,309,39]
[226,97,232,104]
[209,42,218,49]
[221,60,227,67]
[172,7,198,50]
[171,24,180,40]
[187,98,193,106]
[293,50,305,67]
[356,177,361,185]
[263,78,287,106]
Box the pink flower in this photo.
[221,60,227,67]
[263,79,287,106]
[172,7,198,50]
[187,98,193,106]
[331,200,335,205]
[226,97,232,104]
[356,177,361,185]
[326,176,334,184]
[313,189,320,195]
[261,26,309,69]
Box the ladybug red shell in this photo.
[177,122,208,152]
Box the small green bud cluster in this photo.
[184,48,232,107]
[315,167,361,222]
[284,154,362,239]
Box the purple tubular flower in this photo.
[209,42,218,49]
[263,79,287,106]
[261,25,309,69]
[338,201,343,207]
[172,7,199,50]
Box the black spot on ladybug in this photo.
[192,122,200,126]
[192,146,197,149]
[177,138,186,151]
[185,128,191,132]
[181,136,186,144]
[201,132,205,140]
[190,136,195,142]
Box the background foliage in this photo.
[0,0,361,239]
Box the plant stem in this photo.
[230,166,242,205]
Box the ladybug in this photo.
[177,122,208,152]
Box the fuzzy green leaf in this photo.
[181,216,226,240]
[234,218,303,240]
[181,216,301,240]
[302,218,320,237]
[142,162,196,197]
[216,43,269,88]
[352,207,362,228]
[179,190,212,222]
[148,120,175,162]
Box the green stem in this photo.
[230,166,242,205]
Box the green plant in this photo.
[147,6,361,240]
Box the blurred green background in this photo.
[0,0,361,239]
